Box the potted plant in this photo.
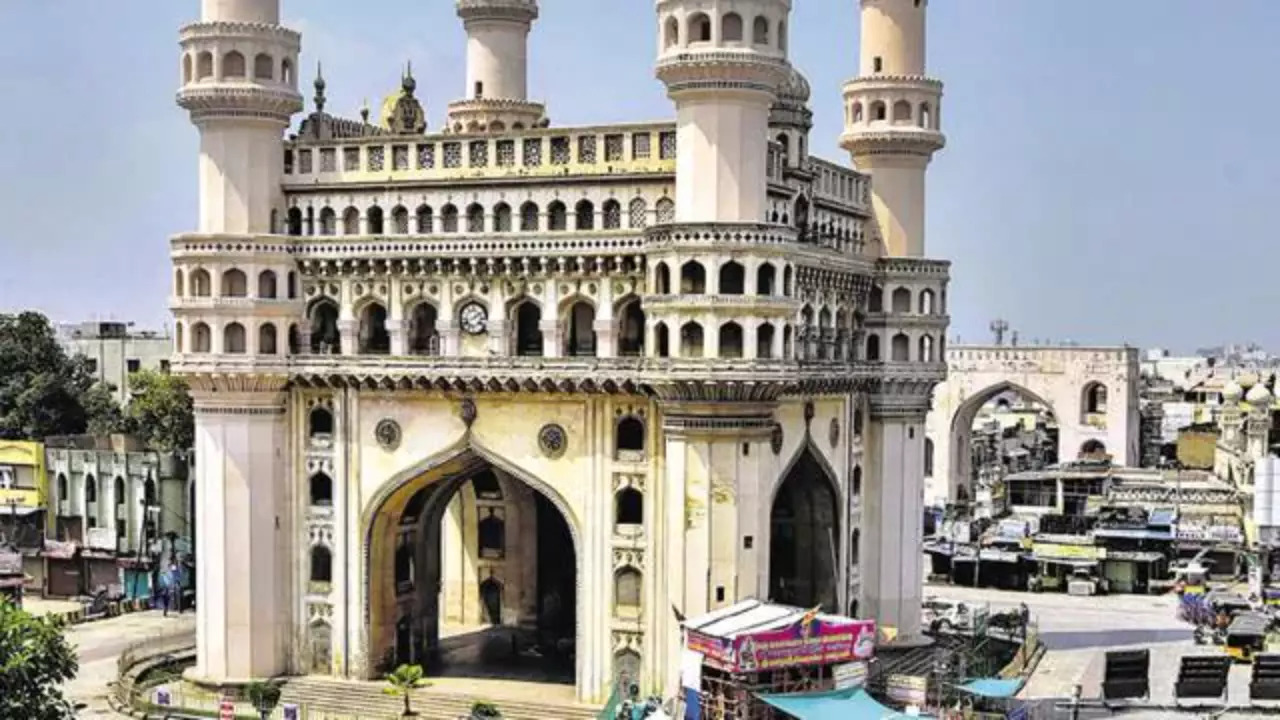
[383,663,430,717]
[245,680,282,720]
[470,700,503,718]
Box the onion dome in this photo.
[1247,383,1272,404]
[1223,380,1244,402]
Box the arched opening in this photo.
[778,20,788,51]
[182,54,193,84]
[493,203,512,232]
[616,298,645,357]
[654,262,671,294]
[753,15,769,44]
[769,447,839,611]
[359,303,391,354]
[890,333,909,362]
[947,383,1060,510]
[614,567,643,618]
[891,287,911,313]
[615,487,643,526]
[756,263,776,296]
[259,323,278,355]
[548,201,567,231]
[920,102,932,129]
[257,270,277,299]
[783,325,793,359]
[925,438,935,478]
[654,322,670,358]
[655,198,675,224]
[689,12,712,43]
[563,301,597,357]
[310,472,333,507]
[680,322,704,358]
[719,322,743,359]
[367,206,385,235]
[918,334,934,363]
[629,198,648,229]
[223,322,246,354]
[191,322,212,353]
[1080,439,1108,459]
[757,322,775,359]
[409,303,440,356]
[366,451,578,684]
[852,103,864,123]
[174,269,185,297]
[343,207,360,235]
[664,16,680,48]
[253,52,273,80]
[288,324,300,354]
[520,202,539,231]
[466,203,484,233]
[721,12,744,42]
[919,288,935,314]
[866,334,880,361]
[221,268,247,297]
[616,417,645,458]
[287,207,303,235]
[441,204,459,233]
[281,59,293,84]
[783,266,793,296]
[175,323,185,353]
[85,475,97,504]
[574,200,594,231]
[1081,382,1108,427]
[392,206,410,234]
[513,300,543,356]
[319,207,337,235]
[718,261,745,295]
[871,101,886,122]
[310,545,332,585]
[309,299,340,354]
[309,407,333,440]
[416,205,433,233]
[222,51,245,78]
[196,52,213,80]
[680,261,706,294]
[893,99,912,122]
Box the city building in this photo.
[0,440,48,595]
[169,0,950,701]
[58,321,173,404]
[42,435,192,599]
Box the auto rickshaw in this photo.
[1224,612,1272,663]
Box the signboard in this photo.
[85,527,115,551]
[734,618,876,673]
[1031,542,1103,561]
[154,687,171,706]
[219,699,234,720]
[886,674,928,705]
[979,549,1022,563]
[1178,525,1243,543]
[282,703,300,720]
[688,617,877,673]
[832,661,868,690]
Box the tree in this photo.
[0,312,106,440]
[246,679,283,720]
[121,369,194,453]
[383,663,430,717]
[0,598,78,720]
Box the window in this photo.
[474,81,484,98]
[615,567,643,613]
[309,407,333,438]
[616,416,645,457]
[478,509,505,559]
[615,487,643,526]
[310,546,332,584]
[310,472,333,507]
[873,57,883,73]
[126,359,141,373]
[0,466,12,490]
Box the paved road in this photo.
[62,610,195,718]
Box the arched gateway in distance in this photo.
[925,344,1140,507]
[171,0,953,706]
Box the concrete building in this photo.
[58,321,173,404]
[0,440,49,595]
[169,0,950,701]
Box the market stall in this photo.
[680,599,877,720]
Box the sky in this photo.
[1,1,1278,353]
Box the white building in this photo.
[59,321,173,404]
[170,0,949,702]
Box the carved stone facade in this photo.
[173,0,951,703]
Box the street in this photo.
[30,603,195,719]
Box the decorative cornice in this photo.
[177,86,303,124]
[179,21,302,47]
[644,222,798,249]
[656,51,789,97]
[841,74,944,93]
[839,130,945,159]
[456,0,538,24]
[874,257,951,280]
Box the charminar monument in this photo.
[170,0,949,702]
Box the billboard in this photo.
[689,617,877,674]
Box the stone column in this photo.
[540,321,561,359]
[439,320,461,357]
[185,378,291,684]
[388,319,408,356]
[338,320,358,356]
[593,319,615,358]
[859,387,929,645]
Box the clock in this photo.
[459,302,488,335]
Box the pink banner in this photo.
[733,618,876,672]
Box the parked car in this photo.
[922,598,973,635]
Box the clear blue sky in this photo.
[1,1,1277,352]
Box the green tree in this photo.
[0,597,79,720]
[0,312,106,440]
[246,679,283,720]
[121,369,194,452]
[383,663,430,717]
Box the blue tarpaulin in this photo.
[759,687,934,719]
[957,678,1023,699]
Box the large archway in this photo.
[365,445,579,687]
[940,381,1058,510]
[768,445,840,612]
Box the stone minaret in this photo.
[448,0,547,132]
[840,0,945,258]
[845,0,948,645]
[175,0,303,684]
[655,0,792,223]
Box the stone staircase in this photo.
[279,677,603,720]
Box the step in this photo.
[279,678,601,720]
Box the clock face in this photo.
[459,302,488,335]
